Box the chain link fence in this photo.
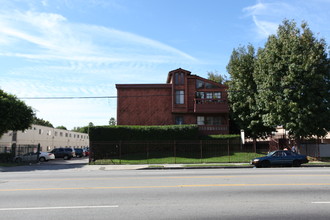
[0,144,38,163]
[90,139,266,164]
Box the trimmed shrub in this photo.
[89,125,200,141]
[0,153,12,163]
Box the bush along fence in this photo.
[89,139,265,164]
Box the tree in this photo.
[109,117,116,126]
[227,45,274,144]
[88,122,94,127]
[254,20,330,146]
[33,117,54,127]
[72,126,88,133]
[56,126,67,130]
[0,89,34,137]
[207,71,228,84]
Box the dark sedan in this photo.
[250,150,308,168]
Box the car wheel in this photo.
[15,158,22,163]
[261,160,270,168]
[39,157,46,162]
[292,160,301,167]
[63,155,69,160]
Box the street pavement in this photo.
[2,166,330,219]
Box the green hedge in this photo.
[89,125,200,141]
[0,153,12,163]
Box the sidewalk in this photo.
[2,162,330,172]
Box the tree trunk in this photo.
[253,138,257,153]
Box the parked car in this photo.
[74,148,84,157]
[14,152,55,163]
[83,148,89,157]
[250,150,308,168]
[50,148,75,160]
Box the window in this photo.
[196,80,220,89]
[207,116,221,125]
[175,90,184,104]
[205,92,213,99]
[196,92,222,103]
[196,92,205,99]
[197,116,205,125]
[214,92,221,99]
[174,73,184,84]
[205,82,220,89]
[196,79,204,89]
[197,116,222,125]
[175,116,184,125]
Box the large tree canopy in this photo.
[255,20,330,139]
[0,89,34,137]
[228,19,330,143]
[227,44,274,139]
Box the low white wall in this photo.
[301,144,330,157]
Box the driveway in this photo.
[47,157,89,165]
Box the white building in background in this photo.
[0,124,89,152]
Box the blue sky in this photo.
[1,0,330,129]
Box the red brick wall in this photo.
[117,86,173,125]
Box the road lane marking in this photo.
[7,174,330,182]
[1,183,330,192]
[312,202,330,204]
[0,205,119,211]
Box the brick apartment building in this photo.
[116,68,229,135]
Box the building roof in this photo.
[166,68,191,83]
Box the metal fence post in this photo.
[36,143,40,163]
[174,140,176,164]
[147,141,149,164]
[200,140,203,163]
[228,139,230,163]
[119,140,122,165]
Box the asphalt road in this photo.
[1,167,330,220]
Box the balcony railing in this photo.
[194,98,229,113]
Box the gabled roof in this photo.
[166,68,191,83]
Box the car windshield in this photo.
[267,151,276,156]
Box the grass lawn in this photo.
[90,152,266,165]
[0,162,20,167]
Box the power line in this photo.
[19,96,117,100]
[18,94,173,100]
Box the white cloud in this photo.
[243,1,301,40]
[0,10,196,64]
[251,15,278,39]
[0,3,197,128]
